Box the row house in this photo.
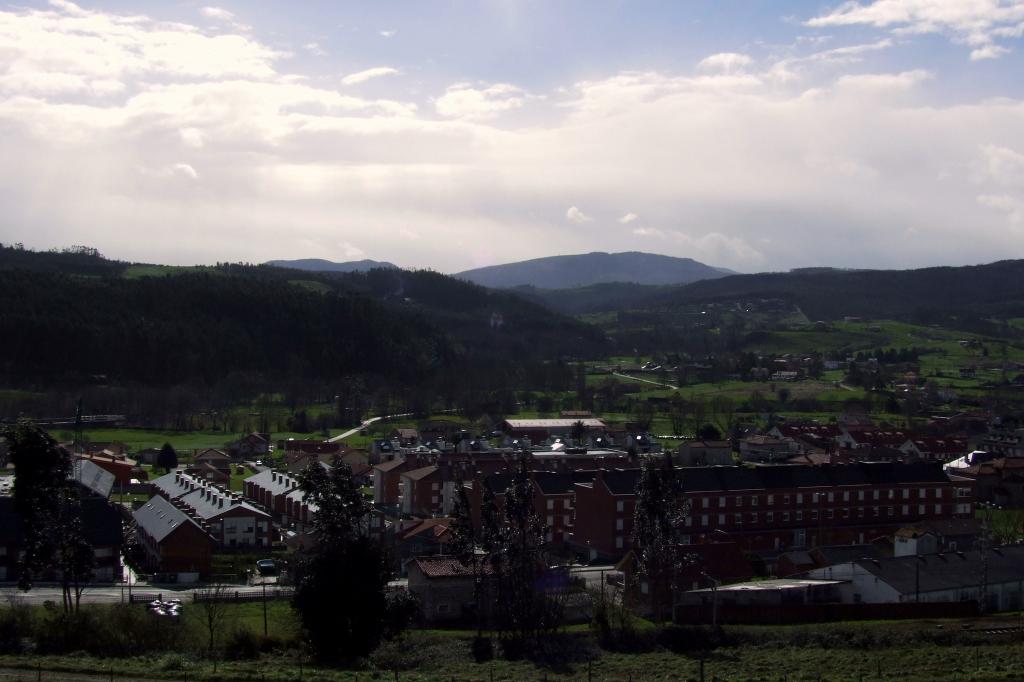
[151,470,206,500]
[400,465,442,517]
[176,485,273,549]
[982,427,1024,458]
[570,462,974,561]
[739,435,795,462]
[835,429,908,451]
[899,436,969,462]
[243,469,300,515]
[132,495,214,577]
[466,470,597,547]
[676,440,733,466]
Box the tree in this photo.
[570,419,588,445]
[696,423,721,441]
[196,583,231,655]
[447,478,489,642]
[292,458,392,662]
[632,452,687,624]
[5,420,94,612]
[157,442,178,473]
[490,453,564,650]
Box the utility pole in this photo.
[262,581,268,635]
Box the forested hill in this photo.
[456,251,731,289]
[0,246,606,390]
[665,260,1024,322]
[265,258,398,272]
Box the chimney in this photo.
[219,498,224,509]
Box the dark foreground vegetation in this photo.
[1,602,1022,681]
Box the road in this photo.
[612,371,679,391]
[1,583,292,606]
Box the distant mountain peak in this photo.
[456,251,731,289]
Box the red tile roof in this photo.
[412,556,494,578]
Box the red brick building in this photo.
[132,495,214,576]
[571,462,975,561]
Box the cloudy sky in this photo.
[2,0,1024,273]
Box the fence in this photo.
[127,588,294,605]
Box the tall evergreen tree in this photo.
[5,420,94,612]
[292,458,391,662]
[157,442,178,473]
[632,452,687,624]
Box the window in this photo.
[856,509,863,518]
[685,516,693,526]
[902,489,910,499]
[547,499,554,510]
[766,512,774,523]
[616,501,625,512]
[436,603,451,614]
[918,504,926,515]
[827,509,834,519]
[718,496,726,507]
[734,514,743,525]
[888,506,895,516]
[701,514,709,526]
[934,504,941,515]
[842,509,850,519]
[615,518,624,530]
[828,492,835,502]
[563,515,571,525]
[615,536,624,549]
[680,535,691,545]
[718,514,726,525]
[782,511,790,522]
[751,495,759,506]
[902,504,909,515]
[783,495,791,505]
[811,510,819,520]
[702,497,710,508]
[873,507,880,517]
[750,513,759,524]
[843,491,850,502]
[795,510,803,521]
[919,488,927,498]
[767,495,775,504]
[796,493,804,504]
[873,490,880,500]
[548,515,554,525]
[735,495,743,507]
[857,491,864,501]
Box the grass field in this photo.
[2,616,1024,681]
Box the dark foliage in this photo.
[292,458,395,663]
[157,442,178,473]
[0,245,606,395]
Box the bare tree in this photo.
[196,583,232,656]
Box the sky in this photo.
[2,1,1024,273]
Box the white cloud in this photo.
[303,42,326,57]
[200,6,235,22]
[807,0,1024,59]
[171,163,198,180]
[342,67,399,86]
[566,206,593,224]
[379,29,396,38]
[434,82,526,119]
[970,44,1011,59]
[697,52,753,73]
[0,2,1023,273]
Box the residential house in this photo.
[400,465,443,517]
[229,433,271,460]
[501,418,607,443]
[243,469,300,516]
[406,556,495,624]
[132,495,214,578]
[373,458,410,508]
[900,437,969,463]
[0,494,123,583]
[190,449,232,480]
[956,457,1024,506]
[570,468,641,560]
[74,452,137,489]
[391,428,420,447]
[835,429,907,451]
[177,485,273,549]
[739,436,794,463]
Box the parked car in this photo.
[256,559,278,576]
